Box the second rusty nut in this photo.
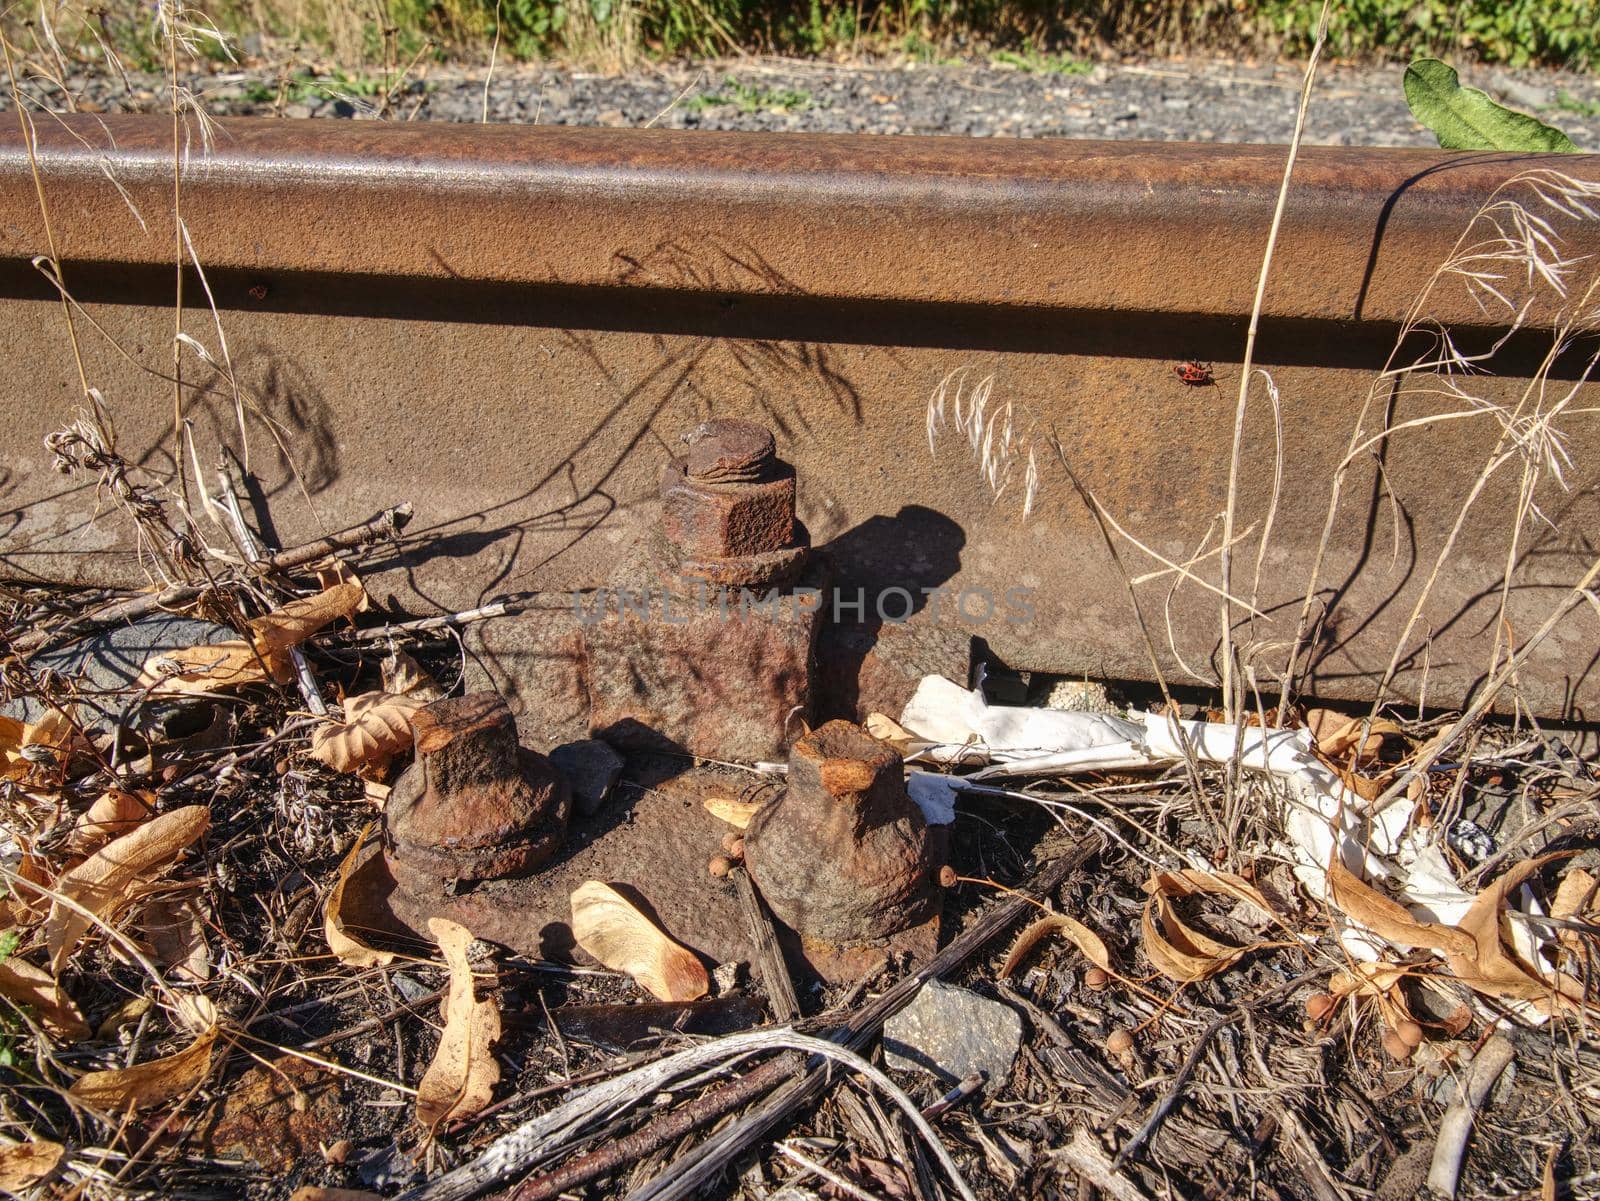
[384,692,570,893]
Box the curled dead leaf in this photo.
[0,1140,65,1192]
[1551,867,1598,959]
[145,894,212,984]
[702,796,765,830]
[1001,913,1114,980]
[324,825,395,968]
[249,582,364,658]
[69,997,219,1112]
[69,789,155,854]
[309,692,422,776]
[1325,850,1473,957]
[1445,853,1587,1011]
[1140,869,1279,983]
[416,918,500,1132]
[0,956,90,1039]
[138,641,279,695]
[45,804,210,974]
[570,881,709,1002]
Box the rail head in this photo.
[2,116,1597,327]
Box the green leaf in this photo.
[1404,58,1578,153]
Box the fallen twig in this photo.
[627,832,1105,1201]
[16,502,414,653]
[734,866,800,1023]
[1427,1033,1517,1199]
[505,1052,807,1201]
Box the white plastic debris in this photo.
[899,674,1143,764]
[896,674,1553,1015]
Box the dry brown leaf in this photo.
[570,881,709,1002]
[249,582,364,657]
[416,918,501,1132]
[1325,850,1473,957]
[316,560,371,611]
[309,692,422,776]
[864,712,920,753]
[0,957,90,1039]
[0,1139,65,1191]
[324,825,395,968]
[1445,854,1586,1009]
[1140,870,1278,983]
[382,650,442,702]
[1305,709,1404,763]
[1001,913,1114,979]
[69,997,219,1112]
[145,895,212,983]
[702,796,765,830]
[70,789,155,854]
[138,641,279,695]
[1551,867,1598,958]
[45,804,210,974]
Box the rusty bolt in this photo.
[684,419,775,483]
[660,418,808,587]
[384,692,570,895]
[744,720,941,947]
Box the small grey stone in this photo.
[549,738,625,817]
[2,615,237,723]
[883,979,1021,1088]
[595,107,629,127]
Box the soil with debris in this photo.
[14,55,1600,147]
[3,572,1598,1201]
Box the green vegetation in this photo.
[5,0,1596,71]
[686,77,813,112]
[989,46,1093,76]
[1403,57,1579,152]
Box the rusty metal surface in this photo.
[2,117,1598,720]
[745,720,944,948]
[385,693,570,891]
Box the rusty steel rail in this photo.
[1,117,1598,721]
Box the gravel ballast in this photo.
[11,56,1600,148]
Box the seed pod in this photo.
[1084,966,1110,991]
[721,831,742,853]
[1382,1030,1415,1061]
[708,855,733,878]
[728,837,745,860]
[1394,1019,1424,1049]
[1106,1028,1133,1056]
[938,865,958,888]
[1304,993,1335,1021]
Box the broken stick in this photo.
[17,502,413,653]
[628,831,1106,1201]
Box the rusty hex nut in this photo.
[660,458,797,561]
[384,692,570,894]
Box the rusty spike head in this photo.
[743,720,941,947]
[384,692,570,893]
[683,418,775,484]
